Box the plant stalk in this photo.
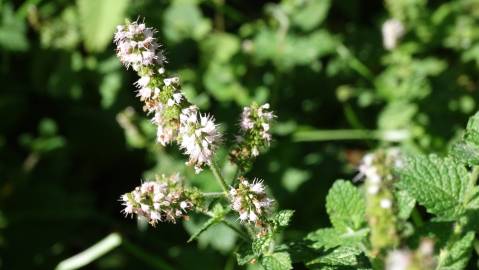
[209,161,229,194]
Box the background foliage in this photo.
[1,0,479,269]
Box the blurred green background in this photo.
[1,0,479,269]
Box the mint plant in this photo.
[114,19,294,270]
[304,112,479,270]
[114,17,479,270]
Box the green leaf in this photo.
[450,111,479,166]
[272,210,295,227]
[99,72,122,108]
[289,0,331,31]
[163,0,211,43]
[307,246,363,268]
[0,3,29,51]
[281,168,310,192]
[252,235,273,256]
[261,252,293,270]
[200,33,240,63]
[77,0,129,52]
[306,228,369,250]
[396,155,470,220]
[235,243,257,266]
[437,231,475,270]
[395,190,416,220]
[326,180,365,231]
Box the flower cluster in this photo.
[121,174,192,225]
[229,177,274,227]
[382,19,405,50]
[114,20,221,173]
[359,148,403,253]
[386,239,435,270]
[357,148,402,197]
[179,106,221,173]
[114,20,165,71]
[230,103,275,170]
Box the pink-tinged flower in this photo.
[178,106,221,173]
[229,177,274,226]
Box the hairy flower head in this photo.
[178,106,221,173]
[229,177,274,227]
[121,174,192,225]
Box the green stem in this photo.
[202,192,226,198]
[292,129,410,142]
[209,161,229,194]
[337,44,374,82]
[56,233,122,270]
[221,220,250,241]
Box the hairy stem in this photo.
[209,161,229,194]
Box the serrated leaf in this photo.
[326,180,365,231]
[273,210,295,227]
[450,111,479,165]
[396,155,470,220]
[261,252,293,270]
[450,141,479,166]
[77,0,129,52]
[306,228,369,250]
[252,236,272,256]
[437,231,475,270]
[307,246,363,267]
[395,190,416,220]
[236,242,257,266]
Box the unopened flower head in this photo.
[114,20,165,71]
[121,174,192,225]
[178,106,221,173]
[239,103,274,146]
[230,103,275,170]
[151,89,185,146]
[382,19,405,50]
[229,177,274,226]
[152,104,179,145]
[357,148,403,194]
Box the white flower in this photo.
[152,105,178,145]
[164,77,180,86]
[120,174,191,225]
[234,103,275,161]
[178,106,221,173]
[251,179,265,194]
[114,20,164,70]
[367,185,380,195]
[167,92,183,107]
[137,87,152,100]
[386,250,412,270]
[229,177,274,226]
[380,198,392,209]
[382,19,405,50]
[135,76,150,88]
